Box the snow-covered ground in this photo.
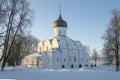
[0,66,120,80]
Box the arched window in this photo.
[69,56,71,61]
[74,56,76,62]
[81,58,83,62]
[57,57,59,62]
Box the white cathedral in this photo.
[36,11,90,69]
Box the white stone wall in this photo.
[54,27,67,36]
[61,48,68,68]
[68,49,79,68]
[53,51,61,68]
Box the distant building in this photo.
[89,55,107,66]
[36,10,89,69]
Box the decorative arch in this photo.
[65,37,75,47]
[58,38,67,48]
[75,41,82,48]
[58,37,76,48]
[43,39,51,52]
[37,42,43,54]
[52,38,58,48]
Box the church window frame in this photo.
[74,56,76,62]
[57,57,59,62]
[81,58,83,62]
[69,56,71,61]
[64,58,66,62]
[59,31,61,35]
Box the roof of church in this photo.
[53,14,67,28]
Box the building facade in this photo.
[37,12,90,69]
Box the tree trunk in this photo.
[1,58,7,71]
[116,49,119,71]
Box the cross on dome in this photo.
[59,5,62,14]
[53,5,68,28]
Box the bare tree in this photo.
[92,49,98,66]
[102,9,120,71]
[19,35,39,59]
[0,0,7,49]
[6,35,39,66]
[0,0,33,71]
[102,45,115,65]
[83,45,91,54]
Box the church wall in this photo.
[41,54,49,68]
[68,49,79,68]
[38,41,89,69]
[79,49,89,66]
[52,52,61,69]
[78,49,84,66]
[46,52,53,68]
[60,48,68,68]
[54,27,67,36]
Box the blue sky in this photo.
[29,0,120,52]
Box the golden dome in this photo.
[53,14,67,28]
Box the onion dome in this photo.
[53,14,67,28]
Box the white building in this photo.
[37,12,90,69]
[22,53,42,67]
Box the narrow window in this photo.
[57,57,59,62]
[74,56,76,62]
[69,57,71,61]
[46,46,48,51]
[81,58,83,62]
[64,58,66,62]
[59,31,61,35]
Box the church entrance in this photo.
[36,56,42,67]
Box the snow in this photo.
[0,66,120,80]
